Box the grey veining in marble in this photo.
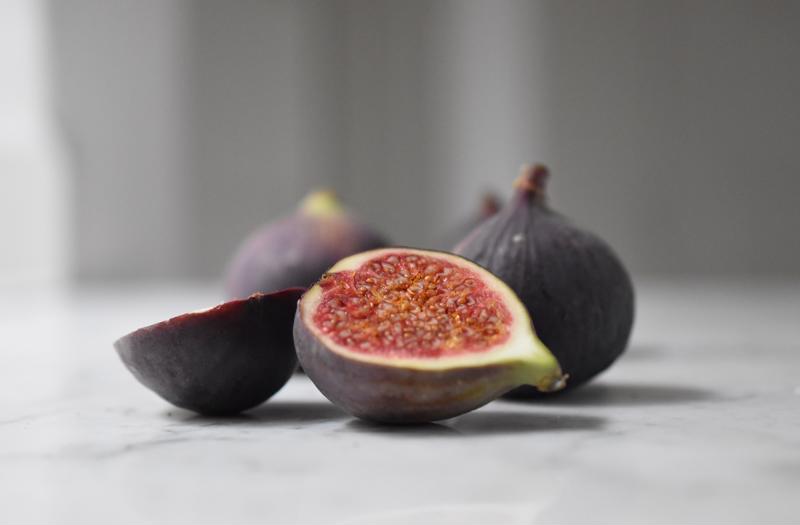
[1,281,799,524]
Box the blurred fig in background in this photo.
[435,192,501,251]
[224,190,389,299]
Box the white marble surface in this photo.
[2,281,799,524]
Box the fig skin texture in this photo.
[294,248,566,423]
[114,288,304,415]
[455,164,635,395]
[224,190,388,299]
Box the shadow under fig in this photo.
[247,400,347,422]
[345,410,605,437]
[503,381,717,407]
[165,400,347,425]
[166,402,607,436]
[449,410,606,436]
[346,419,460,437]
[620,344,666,361]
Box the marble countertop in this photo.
[2,280,799,524]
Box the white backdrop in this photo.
[45,0,800,282]
[0,0,69,287]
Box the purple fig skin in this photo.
[455,164,635,395]
[114,288,305,415]
[225,191,388,299]
[294,313,515,423]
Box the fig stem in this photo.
[513,164,549,200]
[481,193,501,218]
[514,336,567,392]
[299,190,345,217]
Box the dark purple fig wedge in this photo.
[225,190,388,299]
[455,164,635,395]
[294,248,565,423]
[114,288,304,415]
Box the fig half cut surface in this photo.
[294,248,565,423]
[114,288,304,415]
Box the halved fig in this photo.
[294,248,565,423]
[114,288,304,415]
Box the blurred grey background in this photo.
[5,0,800,285]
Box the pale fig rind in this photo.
[114,288,304,415]
[293,325,516,423]
[293,247,565,423]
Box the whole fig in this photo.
[455,164,634,394]
[225,190,388,299]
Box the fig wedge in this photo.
[115,288,304,415]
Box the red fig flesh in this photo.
[294,248,565,423]
[114,289,304,415]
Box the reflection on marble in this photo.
[1,281,799,523]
